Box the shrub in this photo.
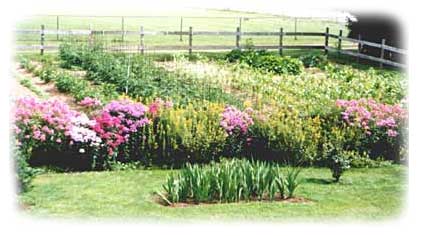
[225,48,303,75]
[54,70,118,103]
[139,102,227,166]
[248,106,322,165]
[55,72,83,93]
[59,43,84,69]
[335,98,408,162]
[220,106,254,156]
[299,54,328,68]
[13,97,102,170]
[39,64,58,83]
[255,55,303,75]
[322,141,351,182]
[159,159,302,205]
[93,99,150,157]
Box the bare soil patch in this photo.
[153,194,313,208]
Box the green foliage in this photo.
[20,56,37,73]
[58,43,84,69]
[322,141,351,182]
[54,70,118,102]
[285,168,302,198]
[58,42,240,106]
[55,72,85,93]
[19,77,47,98]
[160,159,302,204]
[256,55,303,75]
[39,64,58,83]
[225,46,303,75]
[13,144,37,193]
[248,107,322,165]
[136,102,227,167]
[299,54,328,68]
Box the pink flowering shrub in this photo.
[93,99,150,156]
[336,98,407,137]
[14,97,77,149]
[13,97,101,151]
[220,106,254,156]
[78,97,102,108]
[335,98,408,162]
[220,106,254,135]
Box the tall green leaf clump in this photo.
[159,159,302,205]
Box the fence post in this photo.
[236,27,241,49]
[324,27,329,55]
[140,26,144,55]
[188,26,193,56]
[294,17,297,40]
[338,29,343,53]
[380,38,386,68]
[279,27,283,56]
[121,16,125,42]
[179,17,183,42]
[40,24,45,55]
[56,15,59,41]
[357,34,362,63]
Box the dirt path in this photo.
[10,72,38,99]
[13,63,82,110]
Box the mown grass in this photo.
[20,165,406,221]
[15,8,350,49]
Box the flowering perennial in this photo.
[78,97,102,108]
[13,97,101,149]
[148,98,174,117]
[93,99,150,155]
[220,106,254,135]
[68,114,101,146]
[336,98,407,137]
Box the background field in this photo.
[15,8,351,50]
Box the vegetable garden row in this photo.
[14,42,407,205]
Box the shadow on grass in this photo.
[304,178,335,185]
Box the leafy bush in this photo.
[54,70,118,103]
[322,142,350,182]
[39,64,58,83]
[248,107,322,165]
[138,102,227,167]
[255,55,303,75]
[299,54,328,68]
[58,43,84,69]
[159,159,302,205]
[225,48,303,75]
[55,72,85,93]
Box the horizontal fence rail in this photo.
[15,26,406,69]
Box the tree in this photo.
[346,13,404,63]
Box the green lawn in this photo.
[20,165,406,221]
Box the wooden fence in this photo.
[15,26,407,69]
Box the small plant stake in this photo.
[125,55,131,95]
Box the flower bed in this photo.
[15,46,408,191]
